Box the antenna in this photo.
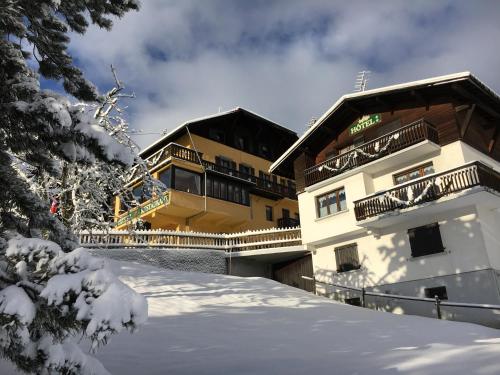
[354,70,371,92]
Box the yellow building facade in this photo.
[114,108,300,233]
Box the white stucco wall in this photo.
[312,206,490,288]
[299,139,500,292]
[299,172,370,246]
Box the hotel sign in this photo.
[116,191,170,226]
[349,114,382,136]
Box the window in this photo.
[209,128,225,142]
[345,297,361,306]
[334,243,361,273]
[206,175,250,206]
[239,164,254,179]
[316,188,347,218]
[259,171,273,188]
[174,168,201,195]
[235,134,249,151]
[325,149,338,159]
[131,184,150,204]
[158,168,171,188]
[215,156,236,174]
[258,143,271,158]
[265,206,273,221]
[425,286,448,300]
[241,187,249,205]
[339,135,364,155]
[282,208,290,219]
[206,177,213,197]
[220,181,227,200]
[394,163,435,185]
[408,223,444,257]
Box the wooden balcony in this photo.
[201,160,296,199]
[128,142,202,182]
[127,143,296,200]
[277,217,300,228]
[304,119,439,187]
[79,226,302,253]
[354,162,500,222]
[201,160,254,182]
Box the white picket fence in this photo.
[79,226,302,252]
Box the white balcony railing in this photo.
[79,226,302,253]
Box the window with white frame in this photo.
[334,243,361,272]
[316,187,347,218]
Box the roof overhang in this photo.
[269,72,500,174]
[140,107,297,158]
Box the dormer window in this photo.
[209,128,225,143]
[258,143,271,158]
[235,134,248,150]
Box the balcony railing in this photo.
[201,161,296,199]
[354,162,500,221]
[79,226,302,252]
[304,119,439,187]
[201,160,254,181]
[128,142,203,182]
[253,176,297,199]
[127,142,296,200]
[277,217,300,228]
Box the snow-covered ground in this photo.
[3,260,500,374]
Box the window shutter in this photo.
[408,223,444,257]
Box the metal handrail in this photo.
[303,276,500,320]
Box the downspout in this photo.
[185,126,207,226]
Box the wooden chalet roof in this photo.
[270,72,500,175]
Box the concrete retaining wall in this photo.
[89,247,227,274]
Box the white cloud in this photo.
[68,0,500,149]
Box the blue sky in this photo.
[60,0,500,149]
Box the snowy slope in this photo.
[3,260,500,374]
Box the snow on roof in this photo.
[139,107,294,157]
[139,107,240,156]
[269,71,500,173]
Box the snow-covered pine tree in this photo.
[0,1,149,374]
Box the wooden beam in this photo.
[488,125,500,154]
[455,104,470,112]
[411,90,429,110]
[319,125,335,136]
[452,84,500,119]
[344,101,362,116]
[459,104,476,138]
[375,96,397,114]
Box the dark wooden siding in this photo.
[315,103,458,164]
[294,152,314,193]
[273,255,314,292]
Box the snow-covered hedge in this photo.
[89,248,227,274]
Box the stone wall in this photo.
[89,247,227,274]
